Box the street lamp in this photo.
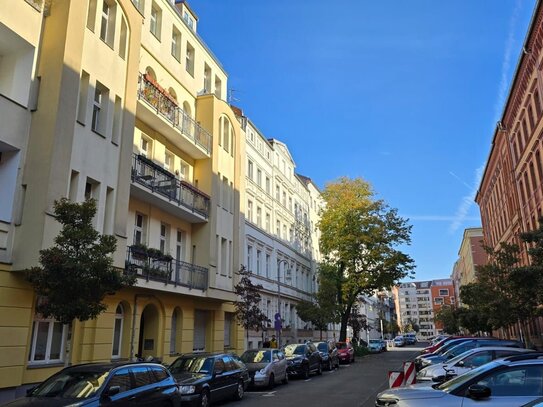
[275,259,291,347]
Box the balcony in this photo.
[137,73,212,159]
[126,245,208,290]
[131,154,210,222]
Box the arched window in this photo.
[145,67,157,81]
[168,87,177,102]
[182,101,192,118]
[112,304,124,358]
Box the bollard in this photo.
[403,361,416,385]
[388,371,404,388]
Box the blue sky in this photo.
[194,0,535,281]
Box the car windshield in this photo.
[169,356,214,374]
[336,343,348,350]
[317,343,328,352]
[435,361,501,393]
[284,344,306,356]
[370,340,381,344]
[241,350,271,363]
[31,369,109,399]
[446,350,477,366]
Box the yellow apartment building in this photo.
[0,0,245,400]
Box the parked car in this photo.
[522,396,543,406]
[284,342,323,379]
[1,362,181,407]
[368,339,385,353]
[336,341,355,363]
[418,339,525,369]
[417,347,535,382]
[168,352,250,407]
[405,333,417,345]
[376,352,543,406]
[380,339,388,352]
[315,341,340,371]
[394,336,405,347]
[240,348,288,388]
[415,338,477,370]
[420,336,471,355]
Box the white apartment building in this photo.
[240,116,324,348]
[393,281,434,339]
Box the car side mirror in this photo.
[104,386,121,397]
[26,386,36,396]
[467,384,491,400]
[432,375,446,383]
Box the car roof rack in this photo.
[503,352,543,362]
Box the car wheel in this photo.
[233,380,244,400]
[327,360,332,371]
[268,373,275,389]
[200,389,210,407]
[302,364,310,380]
[317,363,322,375]
[282,372,289,384]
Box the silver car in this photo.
[417,347,535,382]
[240,349,288,389]
[376,353,543,406]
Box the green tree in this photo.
[348,305,371,343]
[454,306,492,334]
[296,270,340,339]
[434,305,459,334]
[382,320,400,336]
[27,198,135,324]
[234,265,270,346]
[318,177,415,341]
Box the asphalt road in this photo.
[226,344,423,407]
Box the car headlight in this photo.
[179,385,196,394]
[258,368,267,375]
[293,359,302,364]
[376,397,398,406]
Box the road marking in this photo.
[304,378,312,382]
[263,391,276,397]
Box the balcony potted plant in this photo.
[130,243,148,260]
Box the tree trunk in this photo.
[339,304,352,342]
[320,329,323,340]
[246,327,249,350]
[64,321,73,367]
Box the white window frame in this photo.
[111,304,124,359]
[28,318,67,365]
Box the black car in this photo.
[1,362,180,406]
[168,353,250,407]
[315,341,339,371]
[284,342,323,379]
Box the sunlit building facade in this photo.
[0,0,244,400]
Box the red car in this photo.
[336,342,355,363]
[421,336,472,355]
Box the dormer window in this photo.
[183,11,194,30]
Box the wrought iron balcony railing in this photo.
[126,245,208,290]
[138,73,212,154]
[131,154,210,219]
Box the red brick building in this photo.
[476,0,543,344]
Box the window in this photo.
[476,366,543,397]
[164,151,173,171]
[276,185,280,201]
[132,0,145,13]
[92,82,109,135]
[247,160,253,179]
[106,368,131,394]
[256,250,262,275]
[204,63,211,93]
[256,207,262,227]
[170,309,180,354]
[247,200,253,222]
[112,96,122,144]
[183,10,194,30]
[140,136,151,157]
[247,245,253,271]
[77,71,90,124]
[185,42,195,76]
[171,26,181,61]
[265,254,270,277]
[265,177,270,194]
[276,220,280,236]
[112,304,124,358]
[150,2,162,40]
[176,230,185,262]
[434,297,444,305]
[87,0,98,30]
[28,317,66,364]
[220,237,228,276]
[100,0,116,47]
[134,213,147,244]
[282,191,286,206]
[265,213,270,231]
[214,76,222,99]
[438,289,449,296]
[119,18,127,58]
[257,169,262,186]
[535,89,543,117]
[224,313,233,348]
[160,223,169,253]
